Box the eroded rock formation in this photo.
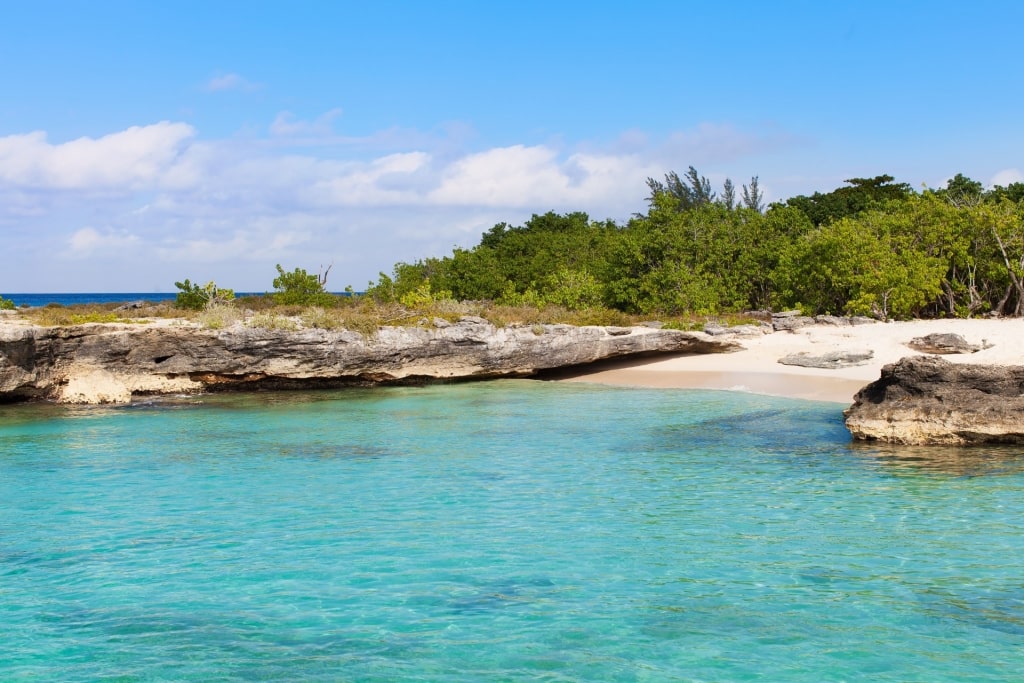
[771,311,877,332]
[0,317,740,404]
[844,356,1024,445]
[906,332,983,355]
[778,350,874,369]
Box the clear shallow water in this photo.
[2,382,1023,681]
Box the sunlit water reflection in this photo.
[2,381,1023,681]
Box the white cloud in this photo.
[426,145,658,210]
[204,72,261,92]
[270,108,343,138]
[66,227,140,256]
[305,152,432,206]
[0,118,801,291]
[154,229,311,264]
[429,145,565,206]
[991,168,1024,187]
[0,122,196,191]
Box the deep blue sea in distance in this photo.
[3,380,1024,681]
[3,292,209,307]
[2,292,355,307]
[2,292,178,307]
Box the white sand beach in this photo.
[560,318,1024,404]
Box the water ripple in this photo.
[2,382,1023,680]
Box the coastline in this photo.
[4,311,1023,406]
[0,314,735,404]
[556,318,1024,404]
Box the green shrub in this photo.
[398,279,454,310]
[495,282,547,308]
[272,265,336,306]
[0,295,15,310]
[175,279,235,310]
[540,267,604,311]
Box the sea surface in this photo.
[2,293,179,307]
[2,381,1023,681]
[1,292,352,307]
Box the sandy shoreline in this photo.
[557,318,1024,404]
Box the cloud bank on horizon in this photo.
[1,2,1022,292]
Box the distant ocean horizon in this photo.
[0,292,286,307]
[2,292,356,307]
[1,293,177,307]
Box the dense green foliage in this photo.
[0,295,15,310]
[161,172,1024,323]
[174,279,235,310]
[272,264,336,306]
[366,211,620,309]
[369,170,1024,320]
[780,175,914,227]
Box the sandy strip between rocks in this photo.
[557,319,1024,404]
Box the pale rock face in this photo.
[58,366,131,404]
[844,356,1024,445]
[778,350,874,369]
[0,318,740,404]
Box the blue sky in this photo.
[2,1,1022,292]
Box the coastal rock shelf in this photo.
[844,356,1024,445]
[0,316,740,404]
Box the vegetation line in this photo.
[5,170,1022,328]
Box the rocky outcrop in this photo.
[906,332,983,355]
[0,317,741,404]
[771,310,815,331]
[771,311,877,331]
[779,349,874,369]
[814,315,876,327]
[704,322,770,338]
[844,356,1024,445]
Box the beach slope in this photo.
[557,318,1024,404]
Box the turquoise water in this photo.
[2,382,1023,681]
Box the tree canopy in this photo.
[365,169,1024,320]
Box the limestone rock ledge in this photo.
[844,356,1024,445]
[0,317,740,404]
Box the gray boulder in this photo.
[845,356,1024,445]
[778,350,874,369]
[907,332,983,354]
[704,323,769,338]
[771,311,815,331]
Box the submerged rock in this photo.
[0,319,741,404]
[844,356,1024,445]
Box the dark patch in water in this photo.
[917,588,1024,636]
[446,577,557,615]
[848,442,1024,477]
[277,443,393,460]
[648,406,845,456]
